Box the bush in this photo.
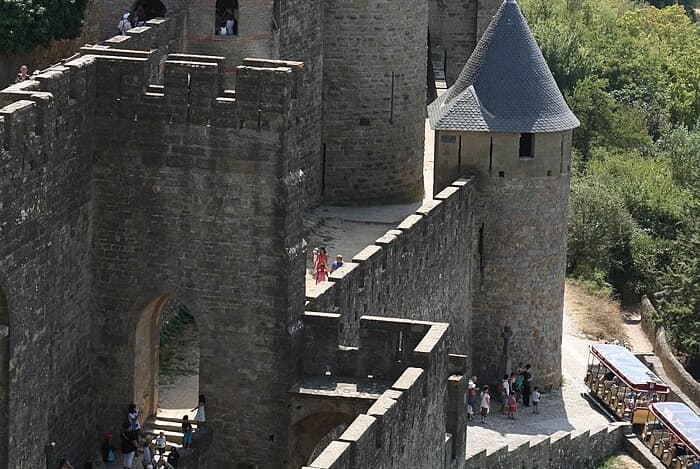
[0,0,89,54]
[567,176,634,280]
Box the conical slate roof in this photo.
[428,0,579,133]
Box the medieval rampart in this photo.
[465,423,626,469]
[301,315,466,469]
[305,179,475,354]
[0,54,97,467]
[0,27,307,465]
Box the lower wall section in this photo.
[465,423,626,469]
[305,178,474,355]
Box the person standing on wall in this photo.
[118,13,132,35]
[521,364,533,407]
[14,65,29,83]
[331,255,344,273]
[192,394,206,428]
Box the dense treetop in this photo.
[0,0,88,53]
[520,0,700,358]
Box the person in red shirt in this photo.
[316,263,328,283]
[315,247,328,271]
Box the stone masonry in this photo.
[0,0,580,467]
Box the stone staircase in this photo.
[142,408,198,459]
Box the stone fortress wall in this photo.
[0,0,579,466]
[0,53,97,468]
[434,130,573,389]
[306,179,475,355]
[301,315,467,469]
[1,17,308,467]
[465,423,627,469]
[320,0,427,204]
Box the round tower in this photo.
[321,0,427,204]
[429,0,580,389]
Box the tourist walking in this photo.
[154,432,167,456]
[315,263,328,283]
[120,422,137,469]
[508,391,517,420]
[522,364,533,407]
[500,374,510,415]
[532,386,541,414]
[101,433,116,469]
[480,385,490,424]
[182,415,193,448]
[466,376,477,422]
[117,13,132,35]
[315,247,328,270]
[192,394,206,427]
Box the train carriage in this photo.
[642,402,700,468]
[585,344,669,423]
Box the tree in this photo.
[0,0,88,53]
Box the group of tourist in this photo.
[96,395,205,469]
[466,364,543,425]
[215,7,239,36]
[313,247,344,283]
[117,1,166,35]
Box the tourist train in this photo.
[586,344,700,468]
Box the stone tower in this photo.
[429,0,504,85]
[428,0,579,388]
[321,0,427,204]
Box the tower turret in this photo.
[429,0,579,388]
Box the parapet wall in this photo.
[465,424,626,469]
[306,179,474,354]
[1,47,306,467]
[301,316,466,469]
[0,54,97,466]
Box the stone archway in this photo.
[0,288,8,468]
[289,412,355,468]
[133,294,200,421]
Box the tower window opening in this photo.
[519,133,533,158]
[215,0,239,36]
[130,0,166,25]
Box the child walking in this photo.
[508,391,517,420]
[480,385,491,424]
[532,386,541,414]
[182,415,193,449]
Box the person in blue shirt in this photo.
[331,255,344,273]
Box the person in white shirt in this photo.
[501,374,510,414]
[532,386,541,414]
[480,385,491,424]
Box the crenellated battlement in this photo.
[0,50,302,160]
[299,314,465,469]
[305,178,474,352]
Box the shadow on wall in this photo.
[0,288,8,469]
[289,413,355,469]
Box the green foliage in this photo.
[567,176,634,281]
[522,0,700,357]
[588,150,688,238]
[657,216,700,355]
[0,0,88,53]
